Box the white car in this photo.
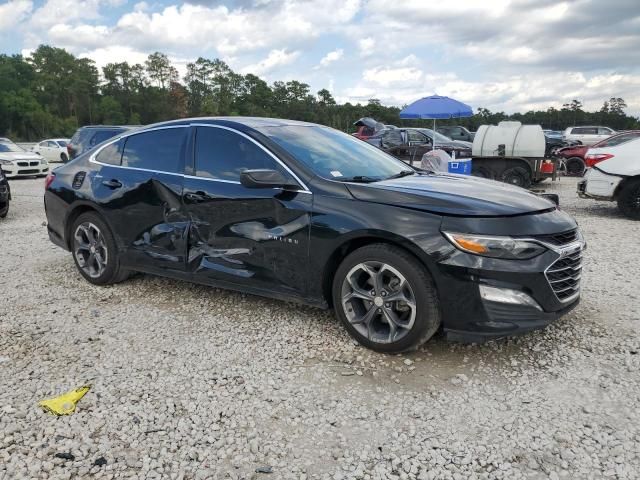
[0,138,49,178]
[32,138,70,163]
[577,137,640,219]
[563,126,615,146]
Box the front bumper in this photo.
[434,228,585,342]
[1,163,49,178]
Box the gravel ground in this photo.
[1,176,639,480]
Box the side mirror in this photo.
[240,169,297,189]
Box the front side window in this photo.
[406,130,428,144]
[122,128,186,173]
[598,127,612,135]
[257,125,413,181]
[194,127,286,181]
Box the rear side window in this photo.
[194,127,284,181]
[122,128,186,173]
[95,140,123,165]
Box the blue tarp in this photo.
[399,95,473,119]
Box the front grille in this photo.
[18,169,39,175]
[546,249,582,301]
[17,161,29,167]
[535,229,578,246]
[30,161,39,166]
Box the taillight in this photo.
[44,172,56,190]
[585,153,614,168]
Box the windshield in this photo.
[0,142,25,153]
[419,129,457,143]
[258,125,412,181]
[56,140,67,147]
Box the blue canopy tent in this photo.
[399,95,473,151]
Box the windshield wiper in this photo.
[336,175,380,183]
[385,170,415,180]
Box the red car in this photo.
[555,130,640,175]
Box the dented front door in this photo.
[182,178,312,297]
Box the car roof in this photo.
[143,116,319,130]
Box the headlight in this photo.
[0,159,13,165]
[443,232,547,260]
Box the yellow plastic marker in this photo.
[39,385,91,416]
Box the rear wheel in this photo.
[500,166,531,189]
[71,212,130,284]
[60,153,68,163]
[332,244,440,353]
[617,179,640,220]
[565,157,586,176]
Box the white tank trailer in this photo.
[471,121,558,188]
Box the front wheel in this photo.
[0,203,8,218]
[60,153,68,163]
[617,179,640,220]
[332,244,440,353]
[71,212,130,284]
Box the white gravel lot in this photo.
[1,176,639,480]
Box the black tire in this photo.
[500,166,531,189]
[565,157,585,177]
[71,212,130,284]
[0,203,8,218]
[617,179,640,220]
[332,243,440,353]
[472,166,495,180]
[61,153,68,163]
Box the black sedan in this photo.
[44,117,584,352]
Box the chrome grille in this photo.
[545,247,582,302]
[17,161,29,167]
[535,229,578,246]
[30,161,39,166]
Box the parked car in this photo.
[32,138,71,163]
[365,127,471,163]
[542,130,563,139]
[555,130,640,176]
[0,138,49,178]
[45,117,585,352]
[544,134,580,160]
[436,126,475,142]
[578,137,640,219]
[563,126,615,146]
[67,125,139,160]
[0,167,10,218]
[352,117,385,140]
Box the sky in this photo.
[1,0,640,115]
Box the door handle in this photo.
[184,191,210,203]
[102,179,122,189]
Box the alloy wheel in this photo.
[341,261,417,344]
[73,222,108,278]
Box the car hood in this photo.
[0,152,42,161]
[346,173,556,217]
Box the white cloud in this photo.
[318,49,343,68]
[357,37,375,57]
[0,0,33,31]
[363,66,423,88]
[240,49,300,75]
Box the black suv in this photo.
[44,117,584,352]
[67,125,140,160]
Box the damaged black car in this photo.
[44,117,584,352]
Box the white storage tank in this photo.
[472,121,546,158]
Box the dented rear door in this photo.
[91,126,190,273]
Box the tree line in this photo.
[1,45,638,141]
